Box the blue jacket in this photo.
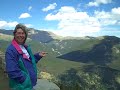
[5,39,42,90]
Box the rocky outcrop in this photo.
[34,79,60,90]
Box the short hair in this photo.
[13,23,28,37]
[13,23,28,42]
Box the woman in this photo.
[5,23,46,90]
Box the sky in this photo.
[0,0,120,37]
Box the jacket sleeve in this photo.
[34,53,42,63]
[5,49,26,83]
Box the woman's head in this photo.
[13,23,28,44]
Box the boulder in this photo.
[33,79,60,90]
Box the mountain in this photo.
[27,28,54,43]
[0,29,13,35]
[57,36,120,68]
[0,28,57,43]
[0,28,100,43]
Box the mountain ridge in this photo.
[0,28,117,43]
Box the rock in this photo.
[33,79,60,90]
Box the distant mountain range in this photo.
[0,28,99,43]
[0,28,56,43]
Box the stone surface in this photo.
[33,79,60,90]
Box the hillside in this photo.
[0,30,120,89]
[57,36,120,66]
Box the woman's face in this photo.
[14,28,26,44]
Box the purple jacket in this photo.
[5,39,42,87]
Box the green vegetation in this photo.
[0,69,10,90]
[0,35,120,90]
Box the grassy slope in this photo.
[37,57,86,76]
[28,40,83,75]
[28,38,101,76]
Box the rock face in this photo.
[33,79,60,90]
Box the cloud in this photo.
[45,6,89,20]
[28,6,32,11]
[19,13,31,19]
[112,7,120,14]
[42,3,57,12]
[45,6,101,37]
[87,0,112,7]
[94,7,120,25]
[0,21,18,29]
[0,20,33,29]
[51,26,100,37]
[25,24,33,27]
[44,6,120,37]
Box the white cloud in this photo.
[19,13,31,19]
[94,7,120,25]
[94,11,114,26]
[0,20,33,29]
[45,26,100,37]
[46,6,89,21]
[45,6,101,37]
[7,22,18,27]
[0,21,7,28]
[111,7,120,21]
[42,3,57,12]
[28,6,32,11]
[25,24,33,28]
[88,0,112,7]
[0,21,18,29]
[44,5,120,37]
[88,2,99,7]
[112,7,120,14]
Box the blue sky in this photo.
[0,0,120,37]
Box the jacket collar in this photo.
[12,39,30,61]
